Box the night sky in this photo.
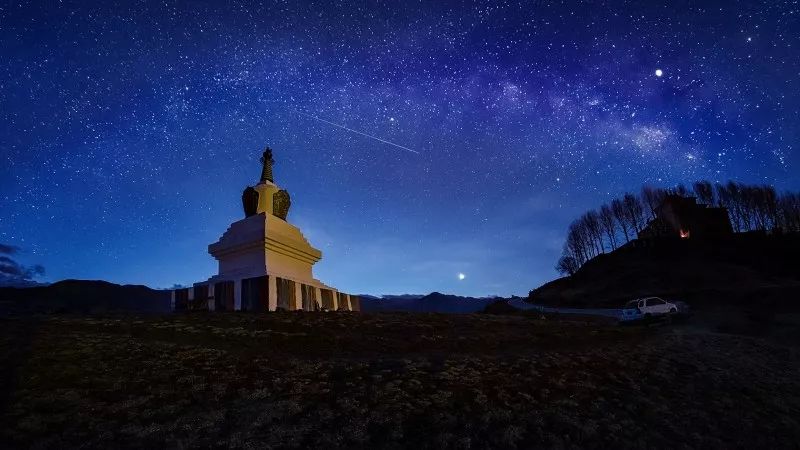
[2,1,799,296]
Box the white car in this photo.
[621,297,678,320]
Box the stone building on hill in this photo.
[638,195,733,240]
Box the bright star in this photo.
[655,69,663,77]
[458,273,465,280]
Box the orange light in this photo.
[679,229,690,239]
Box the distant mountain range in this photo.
[0,279,172,315]
[0,279,515,316]
[359,292,518,313]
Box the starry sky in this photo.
[2,0,799,296]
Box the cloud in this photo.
[0,244,19,255]
[0,244,45,287]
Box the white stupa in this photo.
[172,147,359,312]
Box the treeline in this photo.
[556,181,800,276]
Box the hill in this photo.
[0,279,172,315]
[529,232,800,309]
[360,292,503,313]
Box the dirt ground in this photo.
[1,312,799,448]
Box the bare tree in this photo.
[555,254,580,276]
[789,192,800,232]
[755,185,778,231]
[714,181,781,232]
[738,183,755,231]
[777,192,800,232]
[719,182,742,232]
[583,210,605,253]
[612,198,632,242]
[716,183,737,231]
[746,185,763,231]
[566,220,589,265]
[641,186,667,219]
[776,193,790,232]
[674,183,690,197]
[623,193,646,234]
[599,203,618,250]
[693,180,715,206]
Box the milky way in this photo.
[2,1,799,295]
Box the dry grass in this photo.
[1,312,799,448]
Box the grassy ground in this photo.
[1,312,799,448]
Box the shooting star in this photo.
[294,110,419,154]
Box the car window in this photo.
[647,298,665,306]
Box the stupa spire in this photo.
[259,147,274,183]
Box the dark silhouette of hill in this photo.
[529,233,800,309]
[0,279,172,315]
[360,292,501,313]
[482,299,524,315]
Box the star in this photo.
[1,1,796,297]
